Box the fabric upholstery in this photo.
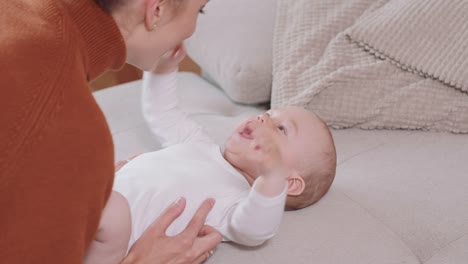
[94,73,468,263]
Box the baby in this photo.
[84,46,337,264]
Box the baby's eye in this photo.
[278,125,286,135]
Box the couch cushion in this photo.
[185,0,276,104]
[94,73,468,263]
[425,234,468,264]
[333,129,468,262]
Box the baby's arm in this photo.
[224,180,287,247]
[142,46,212,147]
[142,70,212,147]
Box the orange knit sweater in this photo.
[0,0,126,262]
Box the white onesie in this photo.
[113,72,287,248]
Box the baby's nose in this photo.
[257,113,271,124]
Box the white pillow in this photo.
[185,0,277,104]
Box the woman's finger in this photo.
[198,225,218,237]
[146,197,186,236]
[182,198,215,239]
[190,228,221,262]
[192,250,213,264]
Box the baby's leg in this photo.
[84,191,131,264]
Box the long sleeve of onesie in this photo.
[142,71,212,147]
[223,181,287,246]
[141,71,287,246]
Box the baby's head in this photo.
[224,106,336,210]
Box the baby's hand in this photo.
[153,43,187,74]
[248,131,288,179]
[114,153,142,172]
[247,129,289,197]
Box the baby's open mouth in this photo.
[239,123,254,140]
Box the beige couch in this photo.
[94,1,468,263]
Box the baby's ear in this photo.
[287,172,305,196]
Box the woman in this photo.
[0,0,221,263]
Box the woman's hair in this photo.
[96,0,183,13]
[95,0,120,13]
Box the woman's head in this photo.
[97,0,208,71]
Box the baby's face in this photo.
[224,106,327,183]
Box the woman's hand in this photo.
[121,197,222,264]
[153,43,187,74]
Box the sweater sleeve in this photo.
[142,71,213,147]
[0,1,117,263]
[222,181,287,247]
[0,38,114,264]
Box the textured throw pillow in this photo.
[272,0,468,133]
[185,0,277,104]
